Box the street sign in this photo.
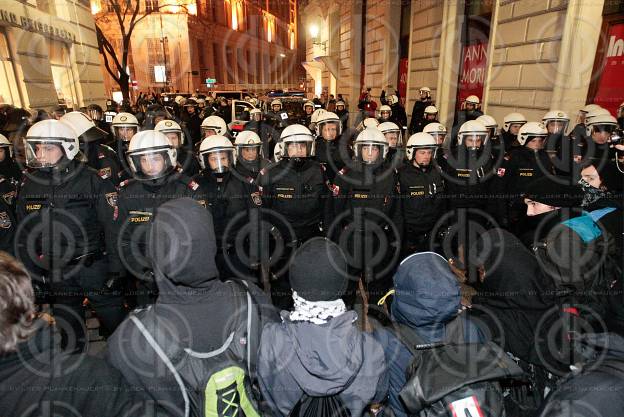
[205,78,217,84]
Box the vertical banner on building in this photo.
[593,23,624,116]
[456,42,488,109]
[398,58,408,104]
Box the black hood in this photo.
[149,198,219,304]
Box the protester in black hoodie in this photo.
[0,252,152,417]
[107,198,277,416]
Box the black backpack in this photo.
[129,279,262,417]
[394,317,523,417]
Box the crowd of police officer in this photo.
[0,90,623,346]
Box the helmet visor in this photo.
[25,139,66,168]
[202,149,234,173]
[128,150,172,180]
[357,143,385,164]
[284,141,313,158]
[461,133,487,150]
[114,126,137,142]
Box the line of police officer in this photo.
[0,97,622,347]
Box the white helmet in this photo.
[457,120,488,149]
[174,95,185,105]
[310,108,326,124]
[406,132,437,161]
[379,105,392,119]
[387,95,399,105]
[424,105,438,116]
[581,103,602,114]
[234,130,263,159]
[61,111,108,143]
[24,120,80,168]
[303,101,315,111]
[465,95,480,105]
[585,107,611,124]
[542,110,569,135]
[476,114,497,129]
[517,122,548,146]
[336,100,346,108]
[315,111,342,137]
[502,112,527,132]
[586,114,618,138]
[111,112,139,141]
[154,119,185,148]
[419,87,431,96]
[270,99,282,110]
[423,122,447,145]
[126,130,177,180]
[196,98,206,106]
[0,134,13,158]
[250,108,262,119]
[357,117,380,132]
[201,115,228,136]
[378,122,403,148]
[354,127,388,163]
[475,115,498,141]
[198,135,236,172]
[280,124,315,158]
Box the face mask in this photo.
[579,177,608,207]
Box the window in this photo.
[147,37,170,84]
[225,48,234,84]
[0,30,22,107]
[48,40,78,107]
[256,51,262,84]
[36,0,55,14]
[146,0,159,13]
[226,0,245,31]
[264,12,275,43]
[213,42,223,84]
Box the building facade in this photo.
[302,0,624,128]
[0,0,107,110]
[93,0,304,99]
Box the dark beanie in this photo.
[289,237,349,301]
[524,176,583,207]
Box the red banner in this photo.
[593,23,624,116]
[457,42,488,109]
[398,58,408,103]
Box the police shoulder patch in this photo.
[120,179,130,188]
[105,192,118,207]
[98,167,112,179]
[188,180,199,191]
[0,211,11,229]
[251,192,262,206]
[338,167,348,176]
[497,168,506,177]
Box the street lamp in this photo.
[308,24,327,53]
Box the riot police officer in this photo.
[500,112,527,153]
[200,115,229,140]
[116,130,204,305]
[378,105,392,123]
[301,100,315,127]
[451,95,483,138]
[423,122,449,171]
[111,112,139,180]
[493,121,553,232]
[409,86,433,134]
[16,119,125,349]
[335,100,349,132]
[379,121,405,169]
[332,127,401,302]
[0,134,20,206]
[86,103,113,145]
[257,124,332,307]
[314,111,350,182]
[411,105,439,134]
[179,99,202,145]
[155,119,200,177]
[245,108,276,158]
[399,132,445,255]
[585,113,620,168]
[61,111,122,185]
[387,94,408,130]
[233,130,270,185]
[195,135,262,281]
